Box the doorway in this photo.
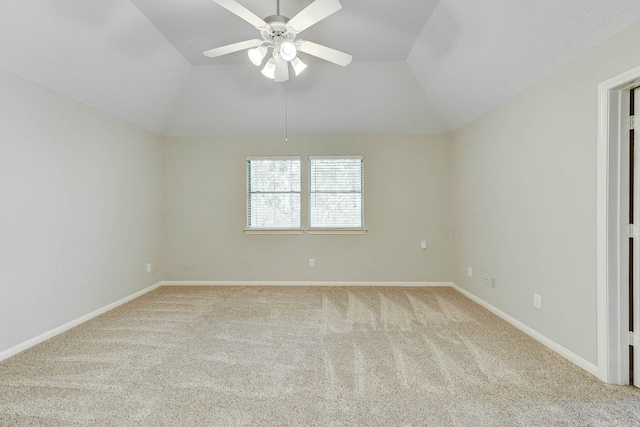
[597,65,640,386]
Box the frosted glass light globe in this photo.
[280,41,297,61]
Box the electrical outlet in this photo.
[420,240,427,250]
[467,266,473,277]
[309,259,315,268]
[484,274,490,286]
[146,263,152,273]
[491,278,496,288]
[533,293,542,309]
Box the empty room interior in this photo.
[2,0,640,425]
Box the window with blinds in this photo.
[246,156,301,229]
[309,156,364,229]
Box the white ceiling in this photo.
[408,0,640,130]
[1,0,640,136]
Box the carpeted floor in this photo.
[0,286,639,426]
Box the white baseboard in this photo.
[161,280,455,287]
[451,283,598,377]
[0,281,163,362]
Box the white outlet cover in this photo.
[467,267,473,277]
[420,240,427,250]
[484,274,490,285]
[309,259,315,267]
[533,293,542,309]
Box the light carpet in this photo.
[0,286,639,426]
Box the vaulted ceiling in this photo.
[1,0,640,137]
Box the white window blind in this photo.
[309,155,364,229]
[247,156,301,229]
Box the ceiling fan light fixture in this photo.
[205,0,352,83]
[261,58,276,79]
[280,41,297,61]
[291,57,307,76]
[248,46,268,66]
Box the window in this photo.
[246,156,301,230]
[309,156,364,229]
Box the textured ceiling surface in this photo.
[0,0,191,134]
[163,61,447,136]
[1,0,640,136]
[408,0,640,130]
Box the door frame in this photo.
[597,64,640,384]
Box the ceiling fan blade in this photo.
[275,54,290,82]
[211,0,269,30]
[297,40,352,66]
[203,39,263,58]
[285,0,342,34]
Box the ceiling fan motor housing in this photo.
[263,15,296,59]
[264,15,288,37]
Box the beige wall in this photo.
[451,20,640,365]
[163,135,451,283]
[0,69,163,354]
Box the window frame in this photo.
[244,155,303,234]
[307,155,366,234]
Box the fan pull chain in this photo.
[285,81,288,142]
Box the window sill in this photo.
[243,228,367,235]
[306,228,368,235]
[243,229,304,235]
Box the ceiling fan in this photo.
[203,0,352,82]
